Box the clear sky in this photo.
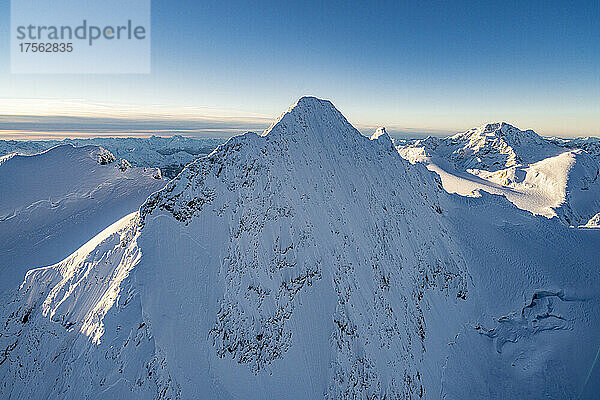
[0,0,599,138]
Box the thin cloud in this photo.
[0,98,273,139]
[0,116,271,140]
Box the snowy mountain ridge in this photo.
[1,98,599,399]
[0,144,165,295]
[551,135,600,159]
[397,122,600,226]
[399,121,564,171]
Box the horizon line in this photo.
[0,98,596,139]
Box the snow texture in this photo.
[0,144,165,294]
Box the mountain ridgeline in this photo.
[1,98,599,399]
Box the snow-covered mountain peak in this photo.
[454,121,539,142]
[370,126,388,140]
[2,98,600,399]
[369,126,395,149]
[262,96,358,143]
[482,121,519,135]
[293,95,335,110]
[397,121,600,226]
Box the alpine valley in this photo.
[1,97,598,399]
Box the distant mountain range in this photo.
[397,122,600,226]
[0,135,226,179]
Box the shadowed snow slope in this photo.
[0,144,165,294]
[1,98,599,399]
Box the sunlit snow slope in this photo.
[1,99,599,399]
[398,122,600,225]
[0,144,165,293]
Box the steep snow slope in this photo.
[1,98,599,399]
[471,149,600,225]
[0,144,165,293]
[0,136,225,179]
[0,212,179,398]
[398,123,600,225]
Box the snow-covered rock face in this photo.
[461,122,562,168]
[137,96,468,398]
[370,127,388,140]
[1,98,599,399]
[0,144,165,293]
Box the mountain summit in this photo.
[262,96,359,143]
[370,127,388,140]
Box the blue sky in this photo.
[0,0,599,137]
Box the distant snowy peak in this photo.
[448,122,561,170]
[370,127,388,140]
[455,122,537,140]
[0,136,225,179]
[397,123,600,226]
[453,122,540,157]
[399,122,563,171]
